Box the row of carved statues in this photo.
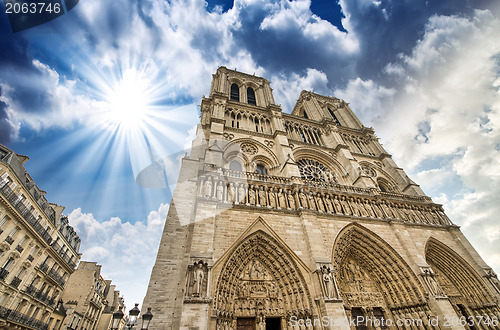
[198,176,451,226]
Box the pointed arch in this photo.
[333,223,426,308]
[425,237,499,316]
[213,221,313,322]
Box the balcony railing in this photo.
[5,236,14,245]
[0,268,9,280]
[10,276,21,288]
[38,263,49,273]
[51,241,77,270]
[48,268,66,287]
[0,184,52,245]
[0,308,49,330]
[24,284,36,295]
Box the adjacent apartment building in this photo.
[0,144,81,330]
[61,261,119,330]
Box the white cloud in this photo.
[260,0,359,54]
[271,68,329,111]
[335,10,500,274]
[68,203,168,308]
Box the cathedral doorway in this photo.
[425,238,500,324]
[333,224,432,326]
[265,317,281,329]
[237,318,256,330]
[213,230,313,329]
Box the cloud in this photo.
[335,9,500,273]
[270,68,329,111]
[68,203,168,307]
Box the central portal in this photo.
[237,318,256,330]
[213,230,313,329]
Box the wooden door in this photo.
[237,318,256,330]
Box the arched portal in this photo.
[333,223,432,326]
[425,237,499,323]
[214,230,313,329]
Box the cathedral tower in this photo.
[142,67,500,329]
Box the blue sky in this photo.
[1,0,499,311]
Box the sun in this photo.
[104,68,151,130]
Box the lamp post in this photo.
[111,306,124,330]
[112,303,154,330]
[127,304,140,329]
[140,308,153,330]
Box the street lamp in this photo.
[127,303,141,329]
[111,306,124,330]
[141,308,153,330]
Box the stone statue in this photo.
[287,190,296,209]
[216,182,224,201]
[193,263,205,296]
[350,197,360,216]
[299,189,307,208]
[340,196,352,215]
[316,193,325,212]
[308,191,316,210]
[238,184,246,204]
[324,194,334,213]
[258,187,267,206]
[333,195,342,214]
[204,178,213,197]
[268,188,276,208]
[277,188,286,208]
[249,186,256,205]
[322,267,336,299]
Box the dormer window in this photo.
[230,83,239,102]
[247,87,256,105]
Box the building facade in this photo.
[0,145,81,330]
[61,261,109,330]
[142,67,500,329]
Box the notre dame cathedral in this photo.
[142,67,500,329]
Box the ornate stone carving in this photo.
[420,266,445,297]
[223,132,234,140]
[360,164,376,177]
[240,143,257,155]
[484,268,500,294]
[186,260,209,298]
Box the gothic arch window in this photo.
[247,87,256,106]
[303,110,309,119]
[328,107,341,125]
[377,178,393,192]
[255,164,267,175]
[229,160,242,172]
[230,83,239,102]
[297,159,335,183]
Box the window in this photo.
[328,107,341,125]
[303,110,309,119]
[297,159,335,183]
[2,258,15,271]
[229,161,242,172]
[247,87,256,105]
[230,83,239,102]
[255,164,267,175]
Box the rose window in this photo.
[297,159,335,182]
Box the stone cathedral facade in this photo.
[142,67,500,329]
